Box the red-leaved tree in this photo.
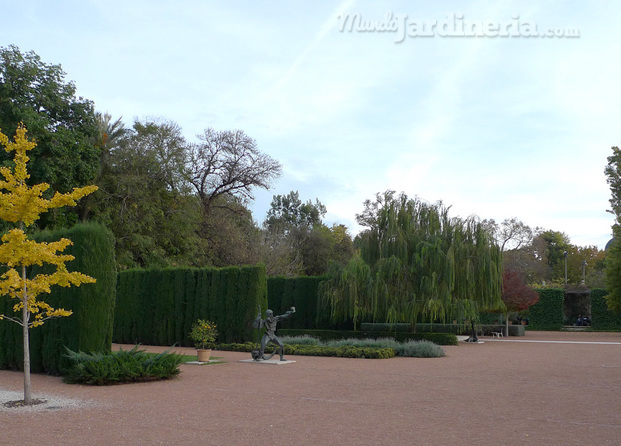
[501,270,539,335]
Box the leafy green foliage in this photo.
[62,346,183,385]
[278,329,458,346]
[591,288,621,331]
[527,288,564,330]
[321,191,503,329]
[217,342,396,359]
[90,119,202,269]
[264,190,326,233]
[113,265,267,345]
[261,191,354,277]
[0,45,99,229]
[0,223,116,374]
[268,276,326,329]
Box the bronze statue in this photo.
[252,306,295,361]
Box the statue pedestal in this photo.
[239,359,296,365]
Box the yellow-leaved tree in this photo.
[0,124,98,405]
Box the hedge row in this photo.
[277,329,458,345]
[113,265,267,345]
[0,223,117,374]
[591,288,621,331]
[527,288,564,330]
[216,342,396,359]
[267,276,326,329]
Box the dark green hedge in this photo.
[216,342,396,359]
[267,276,326,329]
[277,329,458,346]
[591,288,621,331]
[113,265,267,345]
[0,223,117,374]
[528,288,564,330]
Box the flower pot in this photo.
[197,349,211,362]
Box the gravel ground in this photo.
[1,331,620,446]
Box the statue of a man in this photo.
[253,307,295,361]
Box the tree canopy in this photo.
[320,191,503,328]
[0,45,99,197]
[604,146,621,312]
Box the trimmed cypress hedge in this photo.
[0,223,117,374]
[591,288,621,331]
[277,329,458,346]
[267,276,326,329]
[113,264,268,345]
[528,288,564,330]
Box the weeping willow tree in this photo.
[320,191,503,332]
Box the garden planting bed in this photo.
[1,331,620,445]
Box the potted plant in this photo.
[189,319,218,362]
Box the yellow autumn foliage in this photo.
[0,124,97,328]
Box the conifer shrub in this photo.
[62,346,183,385]
[114,265,267,345]
[0,223,116,374]
[528,288,564,330]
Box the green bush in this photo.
[216,342,396,359]
[0,223,117,374]
[114,265,267,345]
[278,329,458,346]
[62,346,184,385]
[398,340,446,358]
[528,288,564,330]
[281,336,446,358]
[591,288,621,331]
[267,276,327,329]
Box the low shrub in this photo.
[397,340,445,358]
[282,336,445,358]
[279,335,320,346]
[278,329,458,346]
[215,342,395,359]
[62,346,184,385]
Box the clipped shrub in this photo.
[591,288,621,331]
[267,275,327,329]
[114,264,267,345]
[215,342,396,359]
[0,223,117,374]
[282,336,446,358]
[62,346,184,385]
[528,289,564,330]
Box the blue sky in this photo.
[4,1,620,248]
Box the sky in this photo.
[4,1,621,249]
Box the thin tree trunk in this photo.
[22,264,31,404]
[505,312,509,337]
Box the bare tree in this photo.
[187,128,282,214]
[484,217,539,251]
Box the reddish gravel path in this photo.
[1,331,621,446]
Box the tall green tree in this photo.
[261,191,353,276]
[320,191,503,332]
[91,119,201,269]
[264,190,326,233]
[0,46,99,203]
[604,146,621,312]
